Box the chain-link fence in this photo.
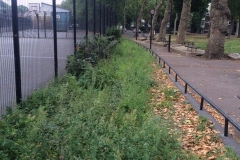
[0,0,117,115]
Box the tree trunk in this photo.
[156,0,171,42]
[227,16,234,39]
[174,13,178,35]
[204,0,230,59]
[175,0,192,44]
[136,0,147,39]
[238,17,240,38]
[207,22,211,38]
[148,0,163,39]
[236,19,239,37]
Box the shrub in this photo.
[66,36,114,77]
[106,26,122,40]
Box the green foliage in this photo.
[228,0,240,19]
[106,26,122,40]
[66,36,116,77]
[196,116,207,131]
[0,39,195,159]
[222,147,240,160]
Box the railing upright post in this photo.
[168,66,171,74]
[200,97,204,110]
[224,118,229,136]
[175,74,177,82]
[11,0,22,104]
[184,83,188,93]
[168,34,171,52]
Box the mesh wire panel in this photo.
[0,0,71,114]
[17,0,55,101]
[57,1,74,77]
[0,1,16,114]
[96,1,102,35]
[75,0,86,43]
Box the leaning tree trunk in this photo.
[175,0,192,44]
[148,0,163,39]
[156,0,171,42]
[204,0,230,59]
[136,0,147,38]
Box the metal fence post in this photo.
[93,0,96,35]
[99,2,102,36]
[106,6,109,28]
[35,12,40,39]
[103,5,106,35]
[11,0,22,104]
[73,0,77,54]
[110,7,112,27]
[52,0,58,78]
[86,0,88,39]
[44,12,47,38]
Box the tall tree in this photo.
[18,5,29,16]
[156,0,171,42]
[228,0,240,37]
[136,0,147,38]
[148,0,163,39]
[191,0,210,33]
[204,0,230,59]
[176,0,192,44]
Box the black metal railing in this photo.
[135,41,240,137]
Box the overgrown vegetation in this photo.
[0,40,195,159]
[66,30,121,77]
[106,26,122,40]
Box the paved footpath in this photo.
[124,33,240,152]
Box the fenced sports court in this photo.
[0,0,117,114]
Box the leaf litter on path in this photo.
[149,63,233,159]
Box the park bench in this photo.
[159,37,170,46]
[183,41,198,53]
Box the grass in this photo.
[170,33,240,54]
